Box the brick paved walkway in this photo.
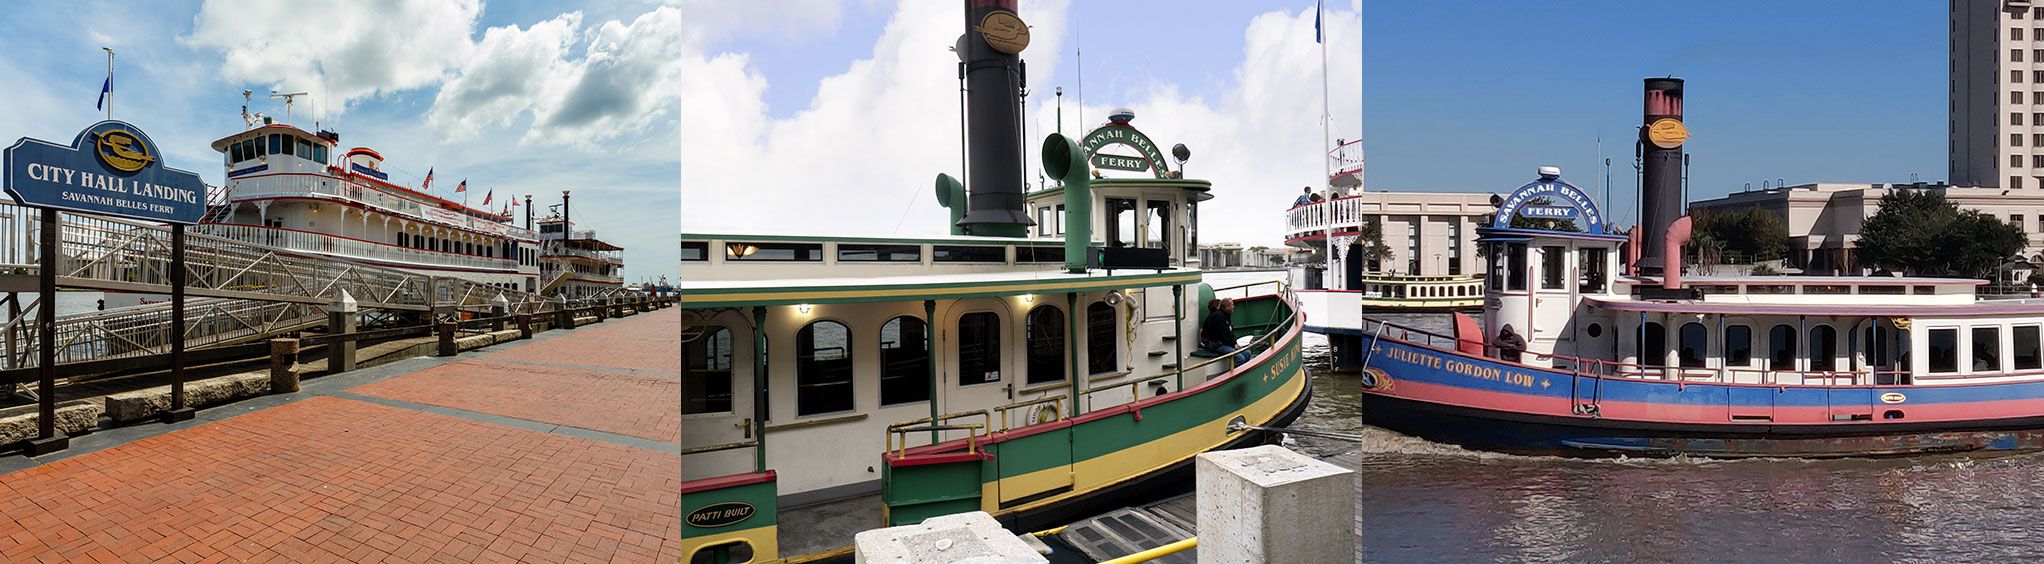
[0,308,681,563]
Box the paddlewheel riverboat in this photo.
[1360,78,2044,458]
[679,4,1309,561]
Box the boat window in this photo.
[1913,286,1936,295]
[1678,322,1708,368]
[229,141,242,163]
[1928,328,1958,373]
[839,244,920,262]
[1768,324,1797,371]
[296,138,313,159]
[1810,325,1838,373]
[957,312,1001,385]
[1586,323,1603,338]
[1055,204,1066,236]
[1578,248,1607,293]
[1088,302,1118,375]
[1726,324,1753,366]
[1806,285,1849,295]
[1972,326,2002,373]
[1638,322,1666,368]
[2017,325,2042,371]
[682,327,733,414]
[1186,202,1199,261]
[1861,285,1905,295]
[1540,246,1566,290]
[879,316,930,405]
[795,320,854,416]
[1019,246,1064,263]
[1037,207,1052,236]
[1486,243,1504,291]
[1749,285,1794,294]
[268,134,282,155]
[725,242,821,261]
[1026,306,1066,385]
[1105,198,1137,248]
[1506,243,1527,291]
[1145,200,1173,252]
[932,245,1004,262]
[314,144,327,164]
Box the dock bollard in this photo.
[1196,445,1356,563]
[436,321,458,356]
[517,314,533,339]
[269,338,301,394]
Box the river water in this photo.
[1205,271,2044,561]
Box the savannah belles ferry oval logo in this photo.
[686,501,755,529]
[90,127,155,173]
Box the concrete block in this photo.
[0,400,102,444]
[104,372,270,423]
[854,511,1047,564]
[1196,445,1355,564]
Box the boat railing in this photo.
[885,409,990,456]
[192,224,519,271]
[1179,295,1301,377]
[681,439,758,457]
[992,395,1067,431]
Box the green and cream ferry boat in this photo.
[680,5,1308,561]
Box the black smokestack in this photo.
[956,0,1033,237]
[1637,77,1685,274]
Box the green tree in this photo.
[1686,206,1787,263]
[1859,190,2026,277]
[1356,217,1392,266]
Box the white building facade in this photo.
[1690,182,2044,274]
[1950,0,2044,189]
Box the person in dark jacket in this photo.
[1492,324,1527,362]
[1292,186,1313,208]
[1202,298,1250,365]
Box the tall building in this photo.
[1952,0,2044,188]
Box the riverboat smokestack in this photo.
[1637,77,1686,275]
[955,0,1033,237]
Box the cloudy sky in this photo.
[680,0,1362,249]
[0,0,679,282]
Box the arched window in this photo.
[1026,306,1065,385]
[683,327,733,414]
[1637,322,1666,367]
[957,312,1001,385]
[1088,302,1118,375]
[1769,324,1797,371]
[1809,325,1837,373]
[1678,322,1708,368]
[1725,324,1753,366]
[879,317,929,405]
[796,320,853,415]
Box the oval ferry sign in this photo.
[4,120,206,225]
[687,501,756,529]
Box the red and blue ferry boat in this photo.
[1360,78,2044,458]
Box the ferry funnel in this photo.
[1637,77,1686,274]
[955,0,1034,237]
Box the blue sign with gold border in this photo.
[1491,176,1604,234]
[4,120,206,225]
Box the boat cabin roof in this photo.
[680,268,1200,308]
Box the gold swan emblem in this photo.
[92,129,155,173]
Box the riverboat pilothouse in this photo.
[680,2,1311,561]
[1361,78,2044,457]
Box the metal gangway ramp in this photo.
[0,203,564,371]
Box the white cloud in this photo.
[186,0,481,117]
[522,7,685,146]
[426,12,583,138]
[681,0,1358,250]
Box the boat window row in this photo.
[693,241,1064,264]
[1708,284,1933,296]
[227,133,328,165]
[1366,284,1480,299]
[683,302,1122,418]
[394,232,517,259]
[1635,319,2044,379]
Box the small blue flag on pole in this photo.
[96,75,111,111]
[1315,0,1324,43]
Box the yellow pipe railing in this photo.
[1099,537,1197,564]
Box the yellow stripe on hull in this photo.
[681,525,778,564]
[979,364,1309,515]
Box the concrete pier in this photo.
[853,511,1047,564]
[1195,445,1356,564]
[0,306,681,561]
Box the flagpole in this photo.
[103,47,113,121]
[1319,1,1336,282]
